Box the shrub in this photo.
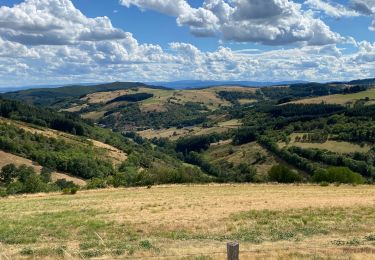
[62,188,71,195]
[313,167,364,184]
[0,188,7,197]
[0,164,17,184]
[62,188,78,195]
[40,167,53,182]
[6,181,24,195]
[111,167,139,187]
[268,165,302,183]
[22,173,47,193]
[55,179,78,190]
[138,166,209,186]
[86,178,107,189]
[139,240,153,249]
[70,187,78,195]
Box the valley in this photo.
[2,1,375,258]
[1,79,375,258]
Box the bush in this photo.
[268,165,302,183]
[313,167,364,184]
[6,181,24,195]
[55,179,78,190]
[22,173,47,193]
[62,187,78,195]
[0,164,17,184]
[0,188,7,197]
[62,188,71,195]
[110,167,139,187]
[40,167,53,182]
[86,178,107,189]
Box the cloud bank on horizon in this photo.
[0,0,375,86]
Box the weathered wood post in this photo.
[227,241,239,260]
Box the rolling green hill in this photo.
[1,79,375,194]
[2,82,168,108]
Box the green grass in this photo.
[230,207,375,243]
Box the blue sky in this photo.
[84,0,374,52]
[0,0,375,86]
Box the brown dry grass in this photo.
[175,90,229,108]
[80,110,107,120]
[1,184,375,259]
[67,86,258,118]
[138,127,191,140]
[279,133,372,154]
[290,88,375,106]
[138,125,233,140]
[204,141,278,178]
[88,139,128,164]
[208,86,257,93]
[82,90,131,104]
[60,103,88,113]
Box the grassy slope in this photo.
[2,82,160,107]
[203,141,278,179]
[138,119,242,140]
[279,133,372,154]
[290,88,375,106]
[1,184,375,259]
[0,151,86,186]
[0,116,128,169]
[69,85,257,119]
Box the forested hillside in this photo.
[1,79,375,196]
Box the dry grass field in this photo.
[72,86,259,117]
[137,120,241,141]
[1,184,375,259]
[290,88,375,106]
[138,126,230,140]
[279,133,372,154]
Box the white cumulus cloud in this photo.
[0,0,127,45]
[305,0,359,18]
[0,0,372,87]
[121,0,343,45]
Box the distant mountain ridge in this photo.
[0,80,306,93]
[2,78,375,94]
[147,80,309,89]
[0,83,102,93]
[1,82,168,107]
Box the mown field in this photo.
[1,184,375,259]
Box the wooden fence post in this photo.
[227,241,239,260]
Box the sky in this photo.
[1,0,375,87]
